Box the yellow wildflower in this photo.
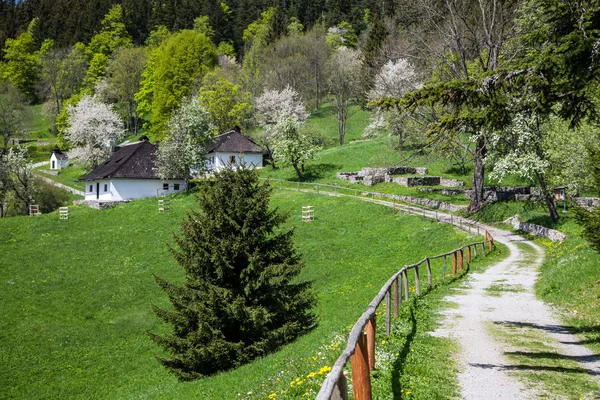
[318,365,332,375]
[306,372,317,379]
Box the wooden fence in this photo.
[259,178,496,400]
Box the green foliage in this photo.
[136,30,217,139]
[198,69,252,133]
[145,25,172,47]
[86,5,132,60]
[193,16,215,39]
[574,133,600,252]
[150,168,316,379]
[242,7,276,47]
[1,19,50,100]
[217,41,236,58]
[56,92,85,149]
[83,5,132,89]
[32,177,70,213]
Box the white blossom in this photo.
[66,95,124,168]
[155,97,214,180]
[255,86,308,126]
[368,59,421,101]
[270,112,320,178]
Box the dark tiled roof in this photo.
[52,146,68,160]
[206,129,265,154]
[80,140,170,181]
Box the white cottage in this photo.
[80,138,186,201]
[50,146,69,170]
[205,128,265,172]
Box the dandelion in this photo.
[406,390,412,395]
[268,393,277,399]
[307,372,317,379]
[318,365,332,375]
[381,340,386,345]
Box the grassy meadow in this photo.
[0,186,485,399]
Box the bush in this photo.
[33,178,71,213]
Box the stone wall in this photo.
[573,197,600,210]
[369,191,467,212]
[74,200,131,210]
[440,178,465,187]
[504,215,567,242]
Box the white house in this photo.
[80,138,186,201]
[205,128,265,172]
[50,146,69,170]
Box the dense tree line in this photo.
[0,0,395,53]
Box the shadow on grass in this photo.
[389,267,471,399]
[469,362,599,375]
[494,321,600,337]
[295,164,342,182]
[504,351,600,365]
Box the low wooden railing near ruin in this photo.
[316,232,495,400]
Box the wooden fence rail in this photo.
[316,237,494,400]
[256,178,496,400]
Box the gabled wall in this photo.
[84,179,186,201]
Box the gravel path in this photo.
[431,226,600,399]
[281,185,600,398]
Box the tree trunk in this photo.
[292,162,303,178]
[469,137,486,212]
[536,171,559,222]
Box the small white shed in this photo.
[205,128,265,172]
[80,138,187,201]
[50,146,69,170]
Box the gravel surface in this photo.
[431,227,600,399]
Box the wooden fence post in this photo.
[415,265,421,296]
[443,255,447,280]
[385,290,391,336]
[452,252,457,274]
[393,278,399,317]
[366,316,376,371]
[489,236,494,251]
[350,333,372,400]
[402,270,409,300]
[426,258,432,288]
[467,246,472,262]
[481,242,486,256]
[459,249,464,271]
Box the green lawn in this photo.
[36,164,87,191]
[0,187,482,399]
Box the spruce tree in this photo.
[149,167,316,380]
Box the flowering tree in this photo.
[255,86,308,126]
[255,87,308,168]
[327,47,362,146]
[1,145,35,216]
[486,113,558,221]
[66,95,124,168]
[365,59,422,150]
[155,97,214,180]
[270,113,320,178]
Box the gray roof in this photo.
[80,140,181,181]
[52,146,68,160]
[206,128,265,154]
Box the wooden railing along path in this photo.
[261,178,496,400]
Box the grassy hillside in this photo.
[0,187,483,399]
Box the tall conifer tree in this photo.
[150,167,316,380]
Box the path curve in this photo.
[35,174,84,196]
[285,186,600,398]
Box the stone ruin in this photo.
[337,166,465,188]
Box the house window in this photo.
[229,155,236,165]
[174,183,180,191]
[104,184,108,192]
[163,183,169,191]
[89,185,93,192]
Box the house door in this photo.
[52,160,55,169]
[96,183,100,199]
